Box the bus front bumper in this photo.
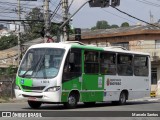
[14,89,61,102]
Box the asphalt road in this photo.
[0,100,160,120]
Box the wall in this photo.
[0,75,15,98]
[157,66,160,95]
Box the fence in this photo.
[0,75,15,98]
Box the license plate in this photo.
[28,97,37,101]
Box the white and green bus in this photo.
[15,41,151,109]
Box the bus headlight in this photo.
[45,86,60,92]
[15,85,20,90]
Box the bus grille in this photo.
[21,85,45,91]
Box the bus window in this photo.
[100,52,116,75]
[84,51,99,74]
[18,48,65,78]
[117,54,133,76]
[63,48,82,81]
[134,56,148,76]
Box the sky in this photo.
[0,0,160,29]
[70,0,160,28]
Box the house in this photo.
[0,29,11,38]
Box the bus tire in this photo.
[28,101,42,109]
[64,94,78,109]
[118,92,127,105]
[112,92,127,105]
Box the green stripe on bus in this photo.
[16,76,33,87]
[72,44,104,51]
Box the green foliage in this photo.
[0,7,74,50]
[24,7,67,41]
[50,23,61,36]
[6,65,17,75]
[96,20,110,29]
[110,24,119,28]
[25,7,44,39]
[121,22,130,27]
[91,20,119,30]
[0,66,17,76]
[0,35,18,50]
[91,26,97,30]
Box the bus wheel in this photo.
[64,94,78,109]
[119,92,126,105]
[112,92,127,105]
[28,101,42,109]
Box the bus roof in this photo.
[28,42,150,56]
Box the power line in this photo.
[50,0,59,7]
[0,12,16,13]
[0,1,43,10]
[101,9,137,24]
[142,0,160,5]
[0,15,19,19]
[0,6,15,13]
[136,0,160,7]
[0,1,37,7]
[0,19,44,22]
[68,0,75,11]
[0,22,16,25]
[50,0,62,17]
[50,0,62,21]
[111,6,160,28]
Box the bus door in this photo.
[62,48,82,98]
[82,50,104,102]
[133,55,150,93]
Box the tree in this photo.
[121,22,129,27]
[24,7,65,42]
[25,7,44,40]
[91,26,97,30]
[96,20,110,29]
[0,35,18,50]
[91,20,119,30]
[110,24,119,28]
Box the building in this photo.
[0,29,11,38]
[0,38,43,68]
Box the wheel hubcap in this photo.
[69,96,76,105]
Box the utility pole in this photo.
[17,0,21,65]
[58,0,89,42]
[44,0,50,42]
[150,10,154,23]
[61,0,69,42]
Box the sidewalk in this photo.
[0,98,26,103]
[128,96,160,102]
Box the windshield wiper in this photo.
[20,55,44,78]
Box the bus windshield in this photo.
[18,48,65,79]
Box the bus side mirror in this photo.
[69,53,74,63]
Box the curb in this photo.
[128,97,160,102]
